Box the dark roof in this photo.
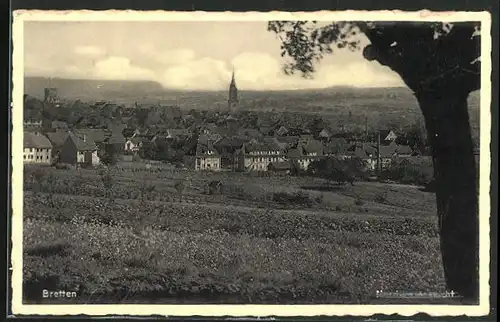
[105,130,126,144]
[276,136,299,144]
[324,138,349,155]
[379,144,397,158]
[302,139,324,155]
[214,136,246,148]
[24,132,52,149]
[196,136,219,157]
[275,126,288,136]
[395,144,413,155]
[287,147,303,158]
[74,129,108,143]
[244,140,282,154]
[67,132,98,151]
[166,129,190,138]
[258,126,274,135]
[238,128,262,138]
[52,121,68,129]
[46,132,70,148]
[379,129,396,140]
[24,125,43,133]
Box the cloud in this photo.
[137,46,196,66]
[73,45,106,57]
[159,57,229,90]
[92,56,155,80]
[24,46,404,90]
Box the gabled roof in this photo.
[238,128,262,138]
[276,136,299,145]
[275,125,289,136]
[214,136,246,148]
[66,132,97,151]
[106,130,126,144]
[24,132,52,149]
[46,132,70,148]
[287,147,304,158]
[395,144,413,155]
[324,138,349,155]
[302,139,324,155]
[318,128,332,138]
[165,128,190,138]
[379,129,396,140]
[244,140,282,154]
[52,121,68,129]
[379,144,397,158]
[74,129,108,143]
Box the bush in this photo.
[272,191,314,208]
[354,199,364,206]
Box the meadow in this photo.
[20,162,457,304]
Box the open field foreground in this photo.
[22,165,449,304]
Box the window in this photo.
[29,148,33,152]
[23,155,26,160]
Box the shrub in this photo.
[272,191,314,208]
[354,199,364,206]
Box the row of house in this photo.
[185,132,417,173]
[23,124,127,167]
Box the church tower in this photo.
[228,69,238,113]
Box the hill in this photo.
[23,76,480,133]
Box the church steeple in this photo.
[228,68,238,113]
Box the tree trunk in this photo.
[416,90,479,301]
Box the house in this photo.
[275,136,299,150]
[23,132,53,164]
[24,119,43,127]
[59,132,99,166]
[104,129,126,153]
[267,160,292,173]
[237,128,262,140]
[379,129,398,142]
[235,140,285,172]
[164,129,190,140]
[274,125,289,137]
[51,121,69,132]
[124,136,150,154]
[317,128,332,140]
[74,129,108,150]
[46,132,70,160]
[324,138,349,157]
[213,136,246,169]
[286,141,324,171]
[183,134,221,171]
[395,144,415,158]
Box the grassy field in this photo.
[22,164,452,304]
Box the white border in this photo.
[11,10,492,317]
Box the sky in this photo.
[24,21,406,91]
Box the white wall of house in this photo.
[244,155,284,171]
[23,147,52,164]
[125,140,139,152]
[195,156,221,170]
[91,151,100,165]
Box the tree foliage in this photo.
[267,21,480,94]
[308,157,365,185]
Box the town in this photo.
[23,72,434,185]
